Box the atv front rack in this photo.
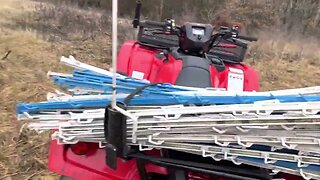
[17,56,320,180]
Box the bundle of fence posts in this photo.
[17,56,320,179]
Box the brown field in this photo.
[0,0,319,179]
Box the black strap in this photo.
[136,159,148,180]
[124,83,161,105]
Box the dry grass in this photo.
[0,19,62,180]
[246,32,320,90]
[0,0,319,180]
[0,0,109,179]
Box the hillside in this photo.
[0,0,319,179]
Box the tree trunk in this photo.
[314,1,320,27]
[159,0,164,20]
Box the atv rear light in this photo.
[218,44,237,48]
[70,142,90,155]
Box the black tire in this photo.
[60,176,74,180]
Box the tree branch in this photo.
[1,50,11,60]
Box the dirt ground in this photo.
[0,0,319,179]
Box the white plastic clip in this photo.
[262,153,276,164]
[56,138,64,145]
[76,118,95,124]
[201,147,222,161]
[161,106,182,120]
[235,136,253,148]
[211,127,227,134]
[22,112,37,120]
[99,142,106,148]
[295,157,308,168]
[299,169,312,180]
[256,110,273,116]
[61,138,79,145]
[281,125,296,131]
[222,150,241,165]
[269,169,280,176]
[232,110,244,116]
[280,138,297,149]
[51,131,59,140]
[139,144,153,151]
[148,135,164,145]
[270,146,281,152]
[58,134,76,141]
[214,136,230,146]
[236,126,250,132]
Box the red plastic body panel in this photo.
[117,41,259,91]
[48,140,167,180]
[218,63,260,92]
[49,41,262,179]
[48,140,139,180]
[148,53,183,84]
[117,41,162,80]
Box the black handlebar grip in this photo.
[232,39,248,48]
[237,35,258,42]
[143,20,166,28]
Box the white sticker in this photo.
[132,71,145,80]
[227,68,244,92]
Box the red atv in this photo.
[48,2,300,180]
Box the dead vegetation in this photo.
[0,1,110,179]
[247,32,320,90]
[0,26,64,180]
[0,0,319,179]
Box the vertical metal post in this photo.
[111,0,118,108]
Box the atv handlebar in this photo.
[141,20,166,28]
[209,29,256,52]
[136,17,258,53]
[236,35,258,42]
[139,19,179,35]
[228,39,248,48]
[138,19,258,43]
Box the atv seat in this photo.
[175,55,212,88]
